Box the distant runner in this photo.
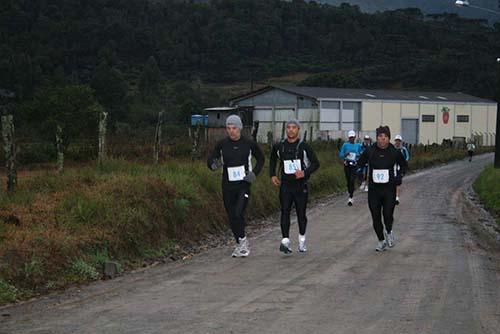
[207,115,265,257]
[339,130,362,206]
[467,141,476,162]
[358,135,372,192]
[394,134,410,205]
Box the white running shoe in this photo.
[387,231,395,248]
[359,182,365,190]
[364,185,369,192]
[232,237,249,257]
[375,240,388,252]
[280,238,292,254]
[239,237,250,257]
[298,235,307,253]
[231,243,241,257]
[348,197,353,206]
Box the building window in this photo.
[457,115,469,123]
[320,101,340,130]
[341,102,361,131]
[320,101,361,131]
[422,115,435,122]
[217,113,220,119]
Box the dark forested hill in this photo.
[1,0,499,127]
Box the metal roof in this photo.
[230,85,496,104]
[204,107,237,112]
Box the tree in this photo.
[299,72,361,88]
[28,85,101,147]
[90,61,128,120]
[139,56,162,104]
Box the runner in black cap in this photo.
[357,126,408,251]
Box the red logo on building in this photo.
[441,107,450,124]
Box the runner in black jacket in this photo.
[269,119,320,254]
[207,115,265,257]
[357,125,408,252]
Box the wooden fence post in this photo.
[1,114,17,191]
[98,111,108,166]
[153,110,165,164]
[56,125,64,174]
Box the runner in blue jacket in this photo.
[339,130,362,206]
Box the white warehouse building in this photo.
[228,85,497,145]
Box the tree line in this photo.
[1,0,499,140]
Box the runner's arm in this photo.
[338,143,346,159]
[251,141,265,176]
[304,143,320,179]
[404,147,410,161]
[207,140,222,170]
[357,148,368,167]
[269,143,279,178]
[396,150,408,175]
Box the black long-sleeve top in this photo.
[269,139,320,185]
[357,143,408,187]
[207,136,265,189]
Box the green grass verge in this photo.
[473,165,500,224]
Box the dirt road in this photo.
[1,154,499,334]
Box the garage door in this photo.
[401,119,419,144]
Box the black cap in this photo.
[376,125,391,139]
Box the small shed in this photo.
[205,106,254,142]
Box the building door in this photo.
[401,119,419,144]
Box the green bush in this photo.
[69,259,100,281]
[0,279,18,303]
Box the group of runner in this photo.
[207,115,409,257]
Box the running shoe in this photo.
[387,231,395,248]
[238,237,250,257]
[298,235,307,253]
[280,238,292,254]
[375,240,388,252]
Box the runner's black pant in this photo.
[222,185,250,243]
[344,165,357,197]
[280,182,308,238]
[468,150,473,161]
[368,184,397,241]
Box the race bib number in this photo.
[373,169,389,184]
[284,159,302,175]
[346,152,357,161]
[227,166,246,181]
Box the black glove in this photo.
[243,171,256,184]
[209,159,222,171]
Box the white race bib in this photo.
[372,169,389,184]
[227,166,246,181]
[346,152,357,161]
[284,159,302,175]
